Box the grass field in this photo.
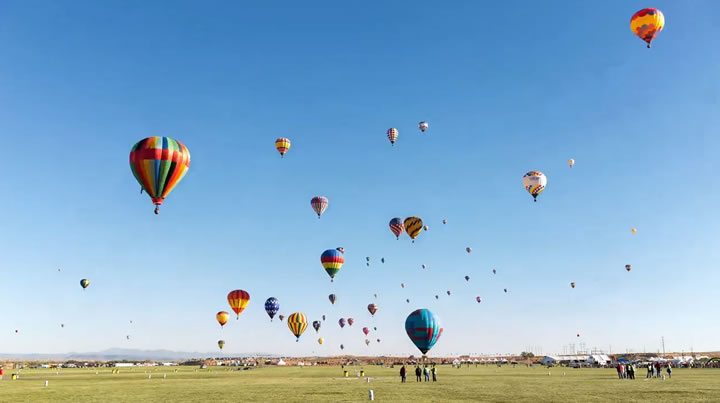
[1,365,719,402]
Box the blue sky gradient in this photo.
[0,1,719,357]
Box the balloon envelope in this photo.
[418,121,429,132]
[630,8,664,48]
[363,327,370,336]
[329,294,337,304]
[522,171,547,202]
[264,297,279,321]
[313,320,321,333]
[218,340,225,349]
[389,217,404,239]
[129,137,190,213]
[321,249,344,281]
[387,128,398,145]
[310,196,329,218]
[275,137,291,157]
[216,311,229,327]
[347,318,354,326]
[405,309,443,355]
[227,290,250,319]
[338,318,346,328]
[404,217,424,241]
[367,304,379,316]
[80,279,90,289]
[287,312,308,341]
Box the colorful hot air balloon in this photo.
[218,340,225,349]
[568,159,575,168]
[310,196,329,218]
[321,249,344,282]
[365,339,371,346]
[367,304,378,316]
[389,217,404,240]
[129,137,191,214]
[313,320,321,333]
[631,228,638,234]
[466,247,472,253]
[404,217,423,242]
[279,315,285,322]
[80,279,90,289]
[476,296,482,303]
[571,282,576,289]
[424,225,429,231]
[338,318,346,328]
[336,247,344,253]
[465,276,470,282]
[418,121,429,132]
[493,269,497,274]
[405,309,443,355]
[626,264,632,272]
[216,311,229,328]
[264,297,279,321]
[630,8,665,48]
[387,128,398,145]
[317,337,324,345]
[329,294,337,305]
[363,327,370,336]
[347,318,354,327]
[227,290,250,319]
[287,312,308,342]
[275,137,291,157]
[522,171,547,202]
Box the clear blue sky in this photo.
[1,1,719,358]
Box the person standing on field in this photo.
[423,365,430,382]
[431,365,437,382]
[666,363,672,378]
[415,366,421,382]
[400,365,406,383]
[647,364,652,378]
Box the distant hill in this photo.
[0,348,275,361]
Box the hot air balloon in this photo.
[264,297,279,321]
[126,335,130,340]
[568,159,575,168]
[347,318,354,327]
[465,276,470,282]
[435,295,439,299]
[363,327,370,336]
[387,128,398,145]
[80,279,90,289]
[340,344,344,350]
[275,137,291,157]
[279,315,285,322]
[406,299,410,303]
[329,294,337,305]
[381,258,385,264]
[373,293,377,298]
[631,228,637,234]
[442,219,447,224]
[336,247,344,253]
[216,311,229,328]
[522,171,547,202]
[322,315,326,321]
[577,333,580,338]
[446,290,451,296]
[218,340,225,349]
[422,264,426,269]
[466,247,472,253]
[313,320,321,333]
[504,288,508,293]
[405,309,443,356]
[570,282,576,289]
[401,283,405,288]
[630,8,664,48]
[493,269,497,275]
[310,196,329,218]
[61,323,65,328]
[418,121,429,132]
[287,312,308,342]
[476,296,482,303]
[389,217,404,240]
[366,262,370,267]
[626,264,632,272]
[321,249,344,282]
[367,304,379,316]
[376,338,381,343]
[318,337,324,345]
[227,290,250,319]
[130,137,191,214]
[366,257,370,262]
[338,318,346,328]
[14,330,18,333]
[404,217,423,242]
[365,339,371,346]
[373,327,377,331]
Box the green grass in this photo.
[1,365,719,402]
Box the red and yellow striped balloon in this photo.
[275,137,291,157]
[287,312,308,341]
[630,8,664,48]
[227,290,250,319]
[129,137,191,214]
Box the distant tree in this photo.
[520,352,535,358]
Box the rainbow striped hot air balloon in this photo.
[630,8,664,48]
[405,309,443,356]
[275,137,291,157]
[311,196,329,218]
[403,217,424,243]
[287,312,308,341]
[321,249,344,282]
[227,290,250,319]
[389,217,404,240]
[387,128,398,145]
[129,137,191,214]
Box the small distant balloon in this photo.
[387,128,399,145]
[218,340,225,349]
[504,288,508,293]
[80,279,90,289]
[61,324,65,328]
[446,290,451,296]
[424,225,429,231]
[631,228,638,234]
[365,339,371,346]
[465,276,470,282]
[442,219,447,225]
[347,318,354,327]
[422,264,426,269]
[406,299,410,303]
[376,338,381,343]
[401,283,405,288]
[340,344,344,350]
[362,327,370,336]
[466,247,472,253]
[576,333,580,338]
[275,137,291,157]
[216,311,229,327]
[322,315,326,321]
[367,304,379,316]
[568,159,575,168]
[476,296,482,303]
[338,318,346,328]
[630,8,665,48]
[317,337,324,345]
[570,282,576,289]
[522,171,547,202]
[626,264,632,272]
[435,295,439,300]
[279,315,285,322]
[311,196,329,218]
[493,269,497,275]
[126,335,130,340]
[313,320,321,333]
[329,294,337,305]
[418,121,429,132]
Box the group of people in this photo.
[617,362,671,379]
[399,365,437,383]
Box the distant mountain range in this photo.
[0,348,276,361]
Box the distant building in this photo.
[113,363,135,367]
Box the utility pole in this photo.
[661,336,665,357]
